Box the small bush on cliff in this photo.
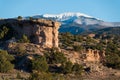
[45,48,67,64]
[18,34,30,43]
[17,16,22,20]
[15,45,26,55]
[31,55,48,72]
[0,26,9,39]
[0,50,14,73]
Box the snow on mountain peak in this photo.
[43,12,93,20]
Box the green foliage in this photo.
[72,63,83,75]
[94,27,120,38]
[45,48,67,64]
[0,50,14,73]
[59,32,74,48]
[51,51,67,64]
[31,55,48,72]
[29,72,52,80]
[17,16,22,20]
[61,62,83,74]
[105,41,120,69]
[106,42,118,54]
[105,53,120,69]
[59,31,120,71]
[74,35,83,42]
[18,34,30,43]
[0,23,18,41]
[85,36,96,45]
[59,32,97,50]
[73,45,83,52]
[29,72,65,80]
[0,26,9,39]
[95,43,104,51]
[62,61,73,74]
[101,33,120,69]
[16,45,26,55]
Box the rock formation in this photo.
[0,19,61,48]
[85,49,105,62]
[62,49,105,72]
[62,49,105,64]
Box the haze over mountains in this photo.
[27,12,120,34]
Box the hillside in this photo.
[0,18,120,80]
[93,27,120,36]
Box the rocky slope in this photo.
[0,18,107,70]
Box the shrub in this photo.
[18,34,30,43]
[29,72,65,80]
[0,26,9,39]
[59,32,74,48]
[73,45,83,52]
[31,55,48,72]
[62,61,73,74]
[51,51,67,64]
[17,45,26,56]
[17,16,22,20]
[0,50,14,73]
[45,48,67,64]
[29,72,52,80]
[105,53,120,69]
[72,63,83,75]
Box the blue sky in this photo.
[0,0,120,22]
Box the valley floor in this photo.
[0,68,120,80]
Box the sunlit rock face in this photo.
[85,49,105,62]
[0,19,61,48]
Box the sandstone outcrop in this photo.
[62,49,105,72]
[0,19,61,48]
[85,49,105,62]
[62,49,105,64]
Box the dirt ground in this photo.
[0,68,120,80]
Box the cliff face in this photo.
[62,49,105,64]
[85,49,105,62]
[62,49,105,72]
[0,19,61,48]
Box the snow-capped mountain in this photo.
[42,12,93,21]
[28,12,120,34]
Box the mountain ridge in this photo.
[23,12,120,34]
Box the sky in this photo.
[0,0,120,22]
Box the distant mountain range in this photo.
[19,12,120,34]
[92,27,120,36]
